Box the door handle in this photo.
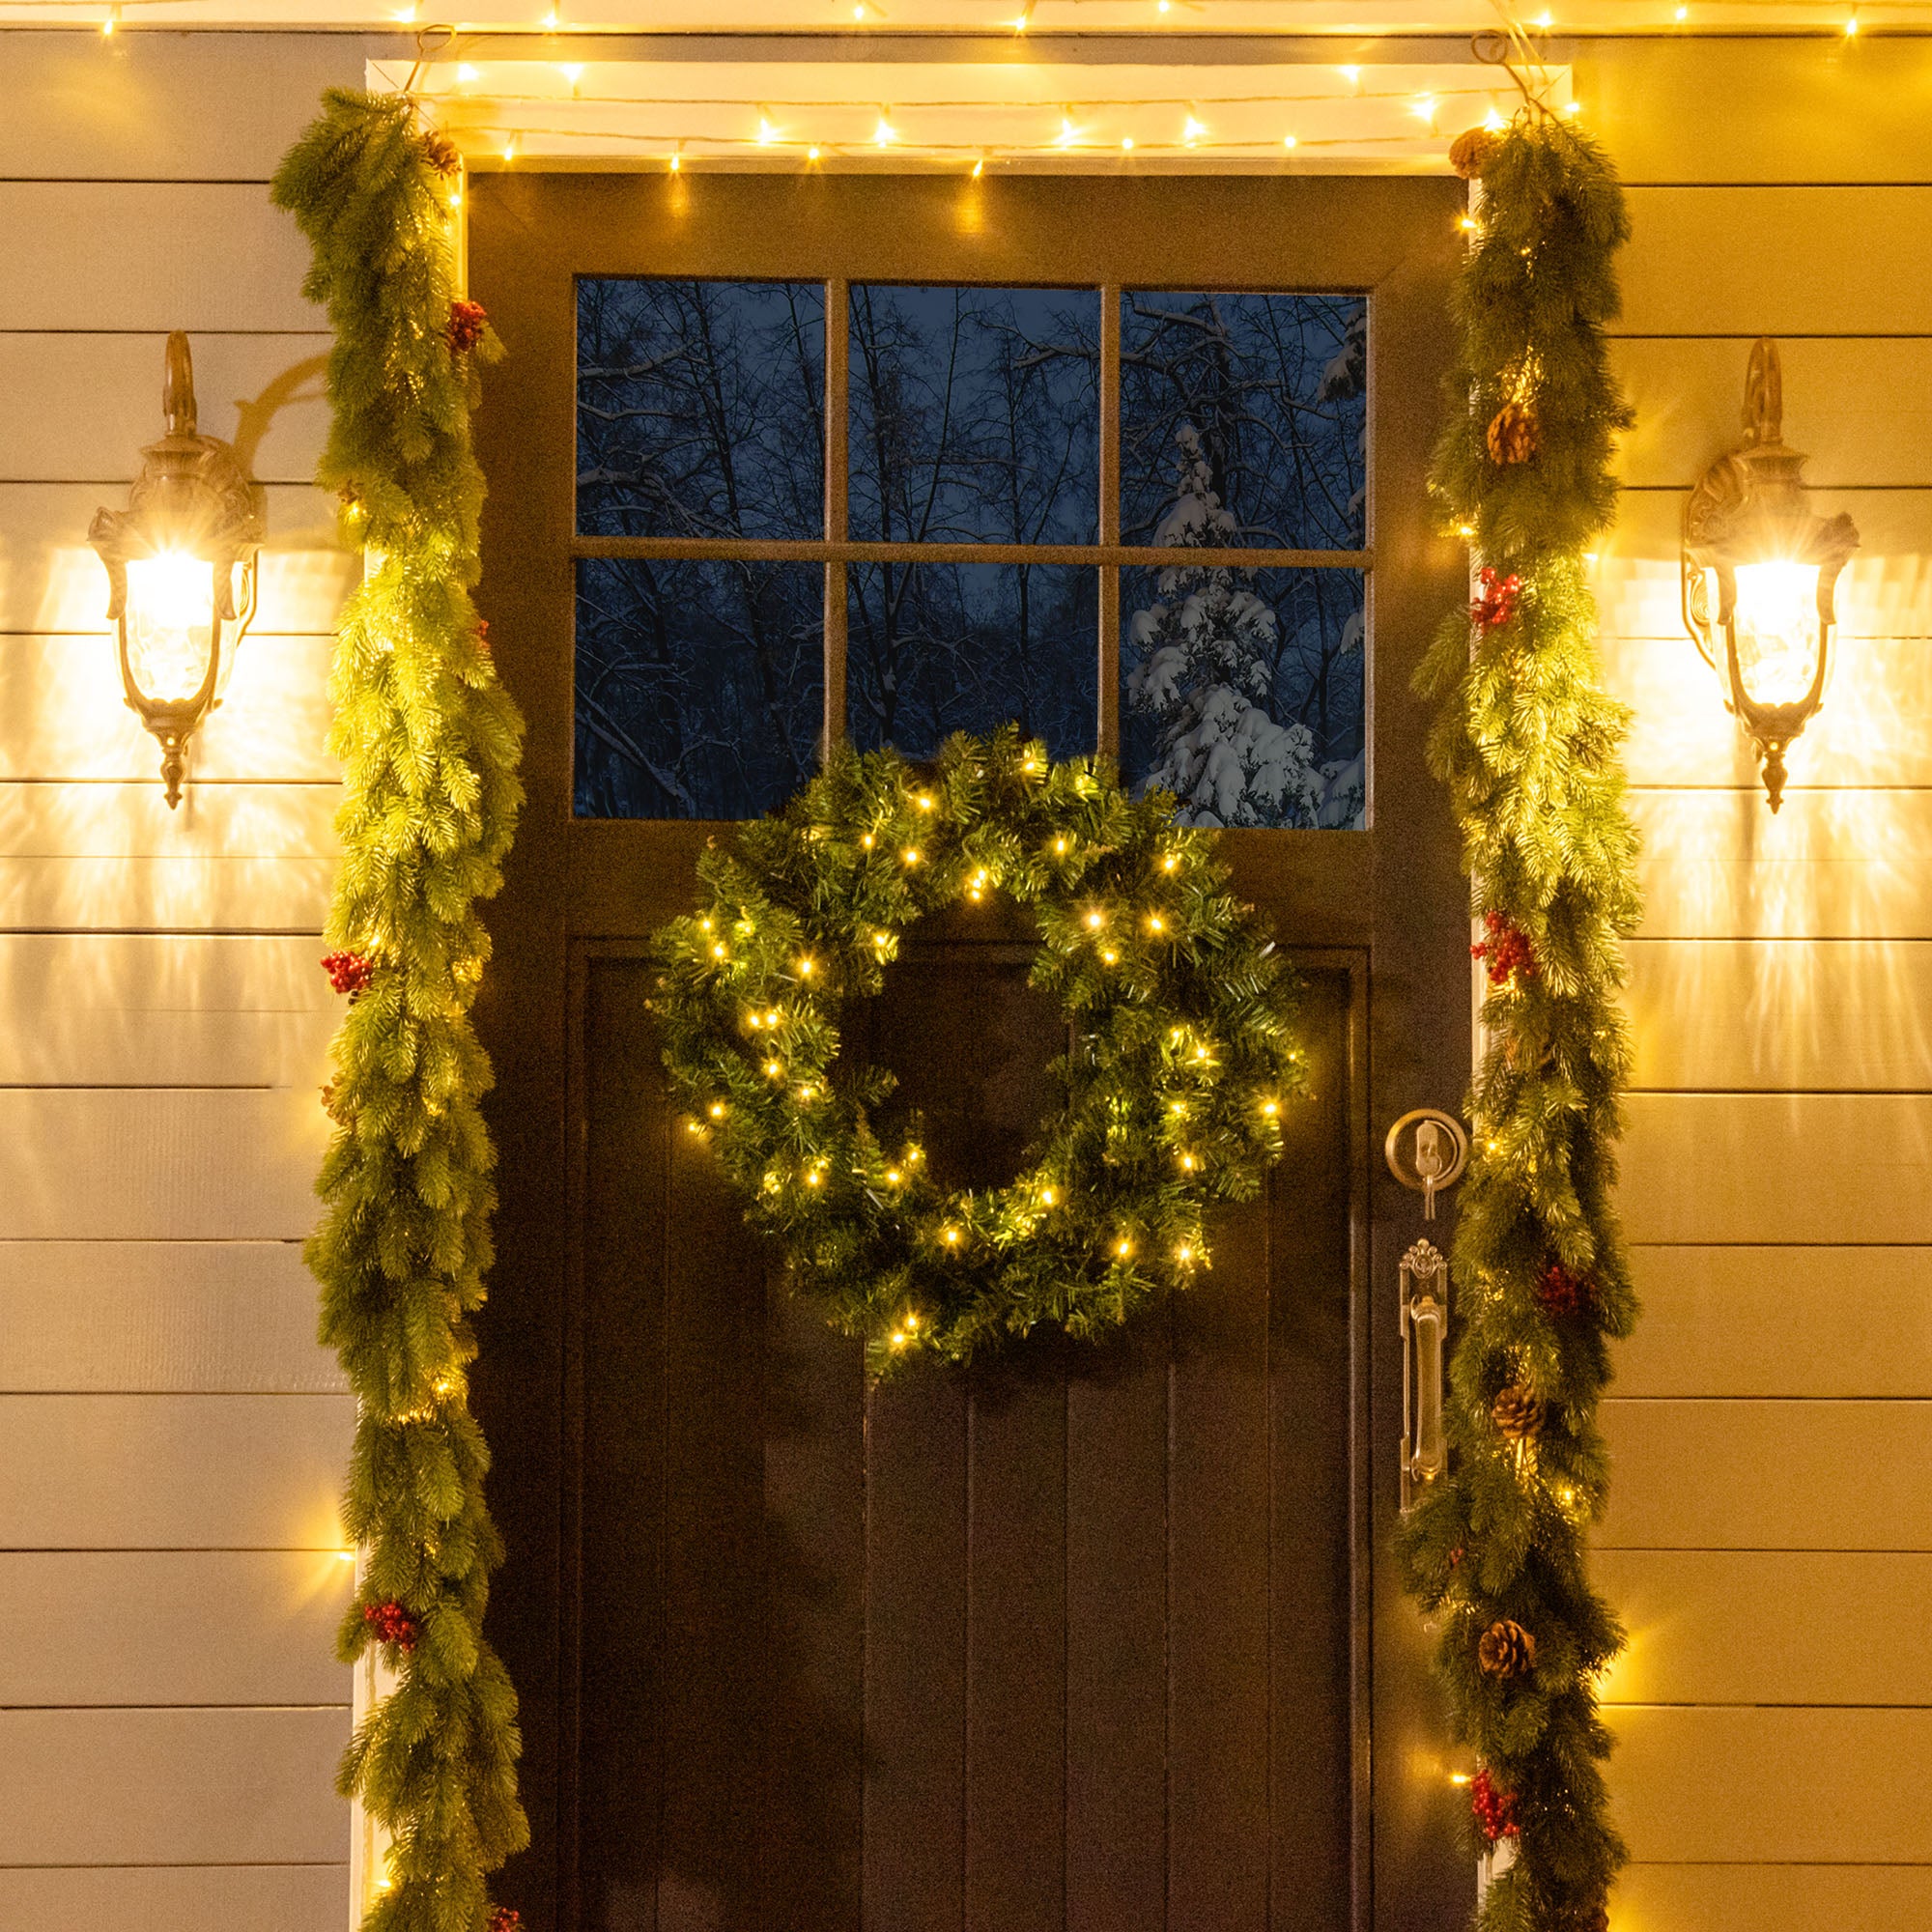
[1400,1237,1449,1513]
[1384,1106,1469,1221]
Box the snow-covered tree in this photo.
[1126,424,1324,828]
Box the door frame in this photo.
[469,166,1471,1931]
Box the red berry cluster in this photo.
[474,616,493,659]
[1470,1767,1520,1843]
[362,1599,420,1652]
[1470,565,1522,633]
[322,950,376,996]
[1537,1262,1594,1321]
[1470,910,1537,986]
[447,298,490,355]
[488,1911,524,1932]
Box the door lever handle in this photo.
[1384,1107,1469,1221]
[1400,1237,1449,1513]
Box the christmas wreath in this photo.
[650,728,1304,1369]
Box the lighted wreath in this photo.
[650,729,1305,1369]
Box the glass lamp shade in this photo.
[1711,560,1827,709]
[122,551,223,706]
[88,333,263,808]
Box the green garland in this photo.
[272,93,527,1932]
[650,730,1304,1369]
[1397,120,1642,1932]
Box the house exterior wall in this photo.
[0,31,363,1930]
[1578,38,1932,1930]
[0,24,1924,1932]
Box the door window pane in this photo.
[576,558,822,820]
[1120,292,1367,552]
[577,278,826,539]
[847,562,1096,761]
[1122,562,1366,830]
[848,285,1100,545]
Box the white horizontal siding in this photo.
[0,28,360,1901]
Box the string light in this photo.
[757,113,778,145]
[1411,95,1437,123]
[809,144,823,162]
[669,145,682,172]
[1181,113,1205,146]
[100,4,118,30]
[874,111,897,147]
[1122,135,1136,151]
[1844,7,1860,29]
[1282,133,1298,150]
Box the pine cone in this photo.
[1449,127,1501,179]
[1487,399,1540,466]
[422,129,463,177]
[1492,1383,1544,1444]
[1478,1618,1536,1678]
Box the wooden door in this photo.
[469,171,1470,1932]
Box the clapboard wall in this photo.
[0,30,364,1932]
[2,23,1929,1932]
[1577,36,1932,1932]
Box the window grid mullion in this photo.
[823,276,850,762]
[1097,281,1122,767]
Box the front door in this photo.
[470,170,1470,1932]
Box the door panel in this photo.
[469,168,1472,1932]
[574,950,1356,1932]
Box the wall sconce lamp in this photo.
[89,331,264,808]
[1682,337,1859,812]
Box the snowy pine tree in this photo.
[1126,424,1324,828]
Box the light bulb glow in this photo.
[758,115,778,145]
[874,115,897,147]
[1181,115,1205,146]
[123,551,219,704]
[1725,560,1825,705]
